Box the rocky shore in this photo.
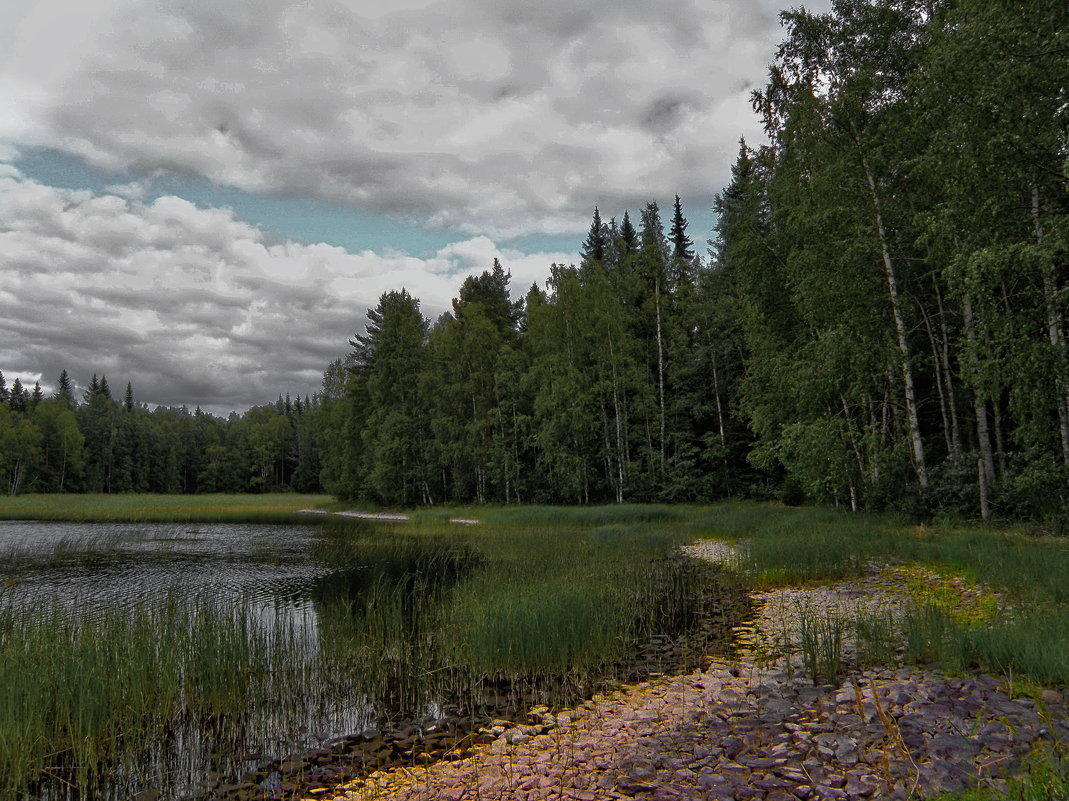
[320,539,1069,801]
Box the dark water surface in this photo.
[0,521,331,614]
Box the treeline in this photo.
[0,371,322,495]
[319,198,756,506]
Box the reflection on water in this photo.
[0,521,331,615]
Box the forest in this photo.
[2,0,1067,525]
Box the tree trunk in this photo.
[711,353,726,445]
[977,457,990,520]
[839,396,867,495]
[933,278,962,456]
[861,154,927,488]
[920,300,954,458]
[963,294,997,490]
[1035,185,1069,466]
[608,331,626,502]
[654,276,666,470]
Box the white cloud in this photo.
[0,173,573,413]
[0,0,830,238]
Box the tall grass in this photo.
[0,493,332,523]
[0,595,286,797]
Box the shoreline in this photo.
[322,541,1069,801]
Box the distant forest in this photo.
[2,1,1067,525]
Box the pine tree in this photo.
[454,258,519,334]
[9,378,27,413]
[124,382,134,412]
[619,211,638,256]
[0,371,7,406]
[638,202,670,471]
[31,382,43,408]
[84,374,100,404]
[55,370,75,410]
[668,195,695,289]
[99,375,112,401]
[580,206,607,267]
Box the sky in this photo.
[0,0,827,415]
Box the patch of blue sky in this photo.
[11,148,579,257]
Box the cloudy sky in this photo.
[0,0,826,415]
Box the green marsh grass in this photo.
[0,596,286,797]
[0,493,333,523]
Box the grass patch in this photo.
[0,493,333,523]
[473,503,687,527]
[698,504,1069,684]
[8,499,1069,797]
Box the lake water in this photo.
[0,520,331,616]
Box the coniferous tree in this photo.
[619,211,638,256]
[55,370,75,410]
[84,374,100,404]
[580,206,607,267]
[9,378,26,413]
[668,195,696,290]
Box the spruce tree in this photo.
[579,206,607,267]
[9,376,27,408]
[0,371,7,405]
[31,382,43,408]
[619,211,638,256]
[9,378,27,413]
[99,375,112,400]
[84,374,100,404]
[124,382,134,412]
[55,369,75,410]
[668,194,695,288]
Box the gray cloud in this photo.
[0,0,830,238]
[0,170,573,413]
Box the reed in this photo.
[796,606,845,684]
[0,596,277,796]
